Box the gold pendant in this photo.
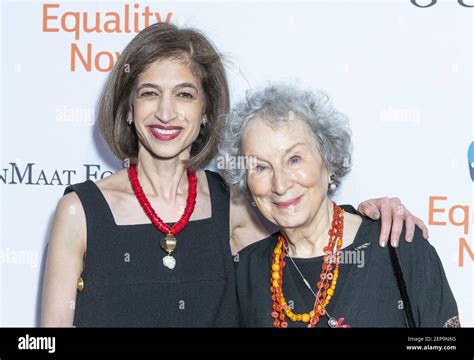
[160,233,177,269]
[160,233,176,253]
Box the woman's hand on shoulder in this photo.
[357,197,429,248]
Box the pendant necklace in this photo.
[128,164,197,270]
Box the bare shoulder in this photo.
[56,191,85,229]
[54,170,128,227]
[95,168,129,192]
[229,188,274,254]
[229,188,253,228]
[51,190,87,255]
[197,169,210,197]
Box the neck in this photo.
[281,198,333,258]
[134,146,190,202]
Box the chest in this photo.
[101,188,212,225]
[239,258,408,327]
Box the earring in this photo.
[329,175,337,191]
[251,201,256,207]
[127,117,133,126]
[201,115,208,126]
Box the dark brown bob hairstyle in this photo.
[98,22,229,170]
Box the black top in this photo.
[235,207,459,328]
[64,170,240,327]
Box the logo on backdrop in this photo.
[410,0,474,7]
[42,3,174,72]
[0,162,113,186]
[427,143,474,267]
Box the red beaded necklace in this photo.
[128,164,198,269]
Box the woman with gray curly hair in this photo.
[218,83,459,328]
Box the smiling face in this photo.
[242,117,331,230]
[131,58,206,160]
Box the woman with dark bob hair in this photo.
[219,83,459,328]
[42,23,428,327]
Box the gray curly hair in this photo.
[217,82,352,198]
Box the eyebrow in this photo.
[136,82,199,93]
[253,142,306,162]
[283,142,305,155]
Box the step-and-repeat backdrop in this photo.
[1,0,473,326]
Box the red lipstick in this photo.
[148,124,183,142]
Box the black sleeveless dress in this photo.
[64,170,240,327]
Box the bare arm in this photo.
[41,192,86,327]
[229,189,275,254]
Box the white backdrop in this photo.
[0,0,473,327]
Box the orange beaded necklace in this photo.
[270,202,345,328]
